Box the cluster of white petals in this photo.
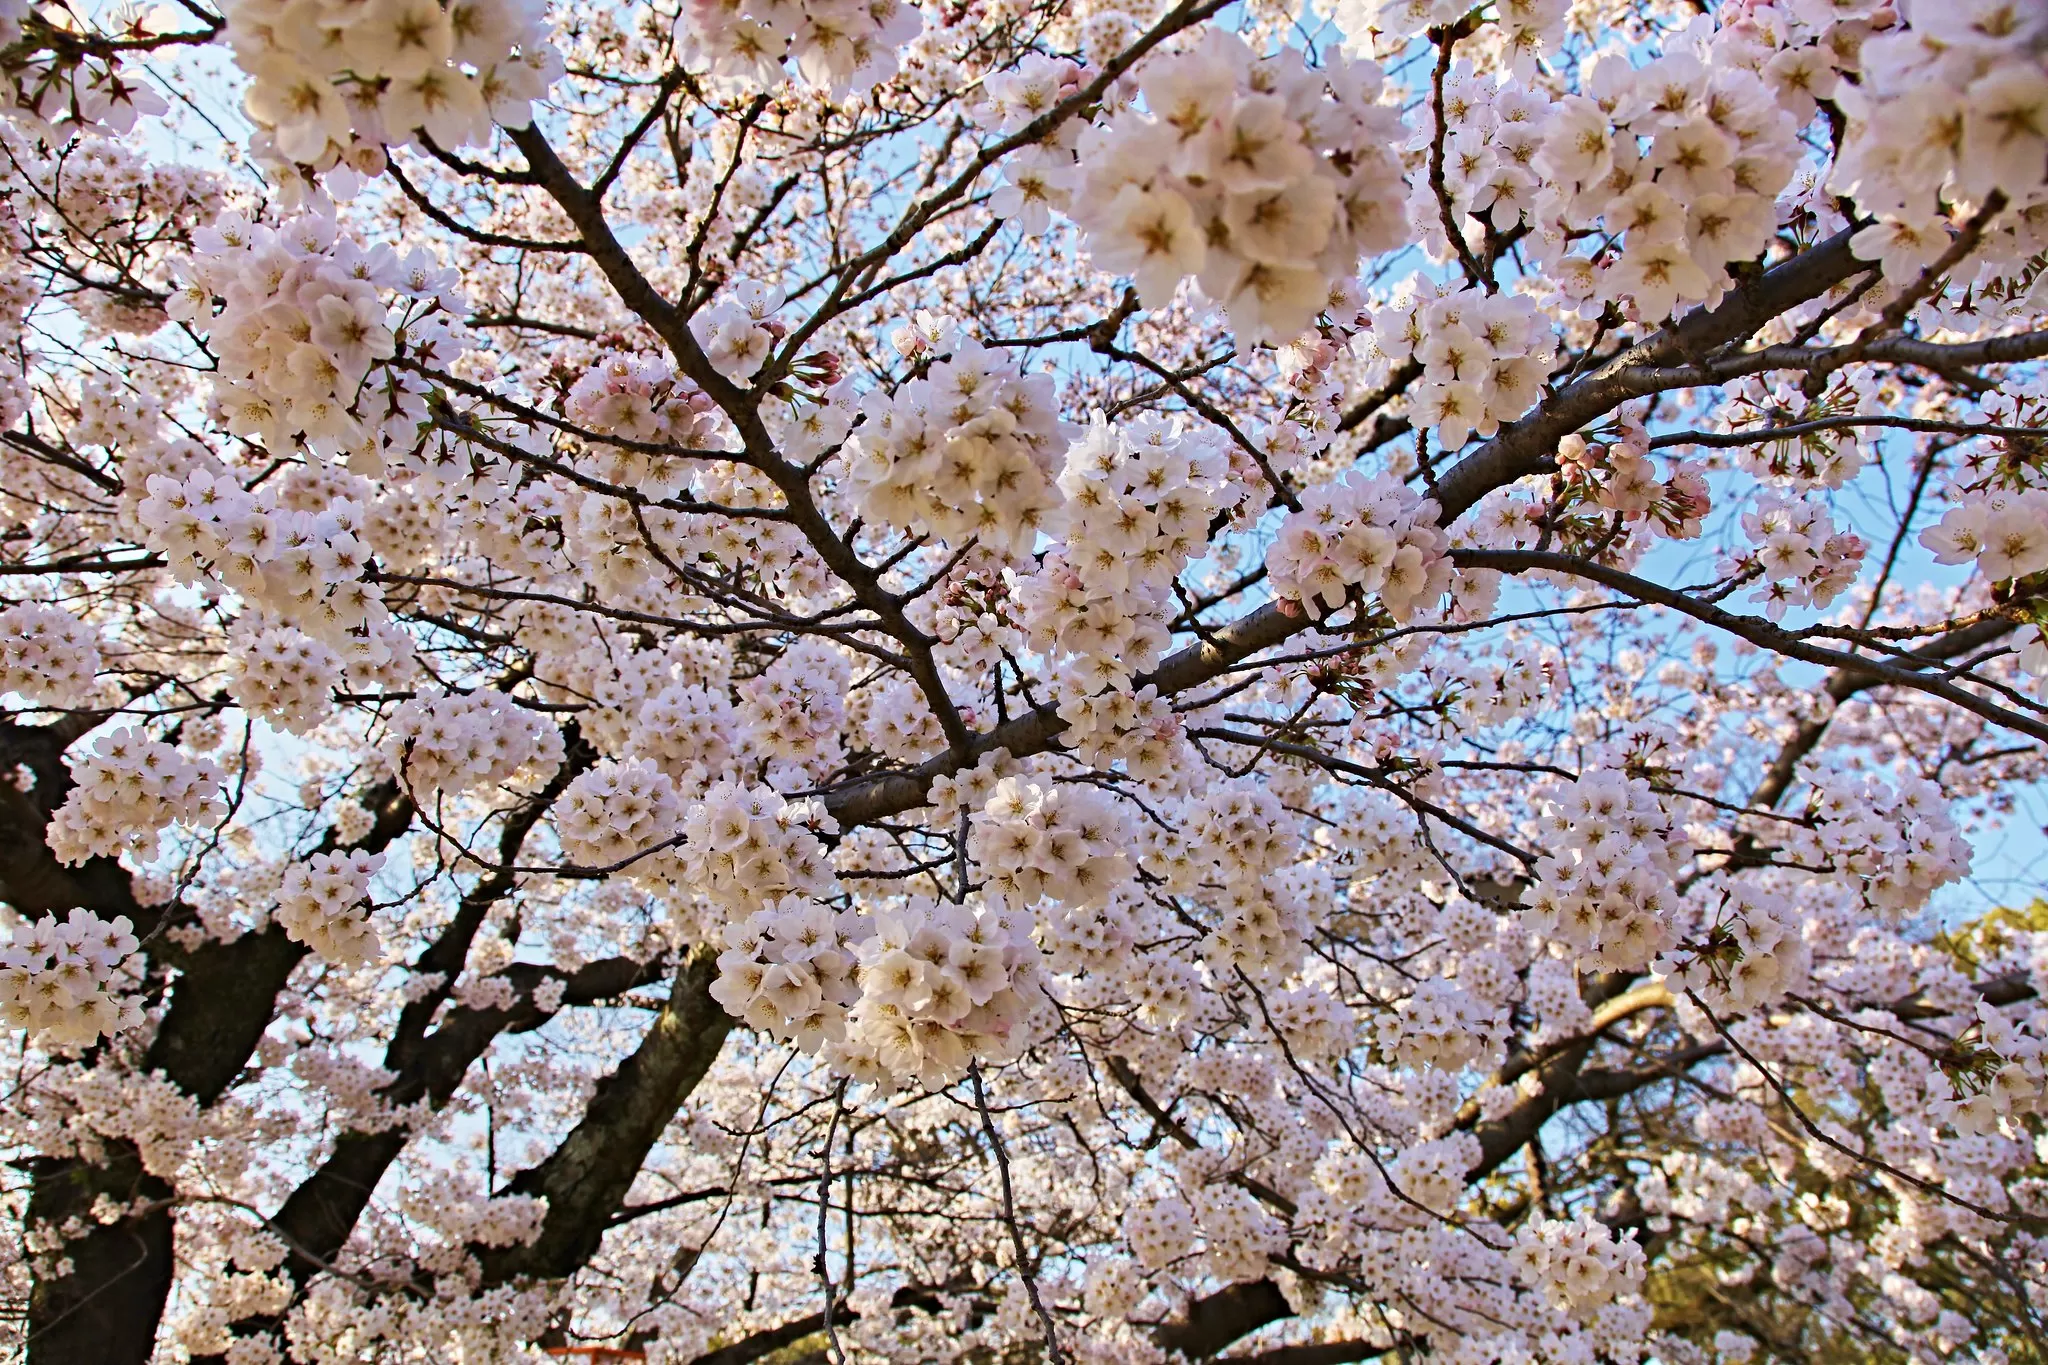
[1662,883,1811,1013]
[1369,278,1557,449]
[1523,771,1688,970]
[0,601,101,707]
[1378,976,1506,1072]
[1123,1194,1197,1272]
[167,212,464,470]
[674,781,835,922]
[47,727,225,865]
[227,625,343,734]
[276,849,385,964]
[676,0,920,95]
[1266,470,1451,618]
[381,689,565,797]
[713,894,1039,1090]
[1935,999,2048,1137]
[689,279,784,383]
[1328,0,1566,69]
[967,774,1134,911]
[0,908,141,1046]
[565,352,722,493]
[1016,415,1236,772]
[629,681,738,788]
[1734,492,1865,620]
[557,758,680,868]
[1397,20,1809,324]
[1715,375,1881,490]
[1793,765,1971,916]
[1832,0,2048,228]
[139,469,390,653]
[1070,30,1410,343]
[1547,405,1710,543]
[0,4,169,139]
[225,0,561,182]
[1512,1213,1648,1318]
[846,325,1074,553]
[735,637,850,789]
[1922,485,2048,587]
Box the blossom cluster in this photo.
[1016,415,1235,770]
[1790,766,1970,916]
[1714,376,1883,490]
[0,908,141,1047]
[967,774,1133,911]
[1934,999,2048,1138]
[0,600,101,708]
[1369,278,1557,449]
[1026,416,1233,678]
[1329,0,1566,69]
[227,625,343,734]
[689,279,783,383]
[276,849,385,965]
[710,896,863,1043]
[138,469,387,651]
[1735,492,1865,621]
[0,5,170,140]
[224,0,562,181]
[1512,1213,1647,1318]
[1654,883,1810,1014]
[1378,976,1506,1072]
[166,211,463,468]
[977,55,1088,232]
[629,682,738,789]
[845,328,1073,553]
[1123,1195,1196,1272]
[1549,407,1710,542]
[1082,1257,1144,1320]
[1522,771,1689,971]
[1421,69,1555,231]
[1193,1184,1283,1284]
[381,689,565,798]
[734,637,850,790]
[47,726,225,866]
[557,759,681,868]
[674,782,836,921]
[1474,24,1806,324]
[1832,0,2048,230]
[1524,954,1592,1045]
[712,894,1040,1089]
[1169,787,1315,983]
[1069,30,1410,343]
[565,352,723,494]
[676,0,920,96]
[1,131,218,348]
[1921,486,2048,587]
[1266,470,1451,619]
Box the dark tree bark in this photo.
[480,944,734,1283]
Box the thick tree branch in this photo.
[479,944,734,1283]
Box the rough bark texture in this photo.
[481,944,734,1283]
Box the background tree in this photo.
[0,0,2044,1362]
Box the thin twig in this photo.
[969,1063,1070,1365]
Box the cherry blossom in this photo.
[0,1,2043,1362]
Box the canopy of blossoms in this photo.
[0,0,2045,1361]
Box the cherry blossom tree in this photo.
[1,0,2046,1361]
